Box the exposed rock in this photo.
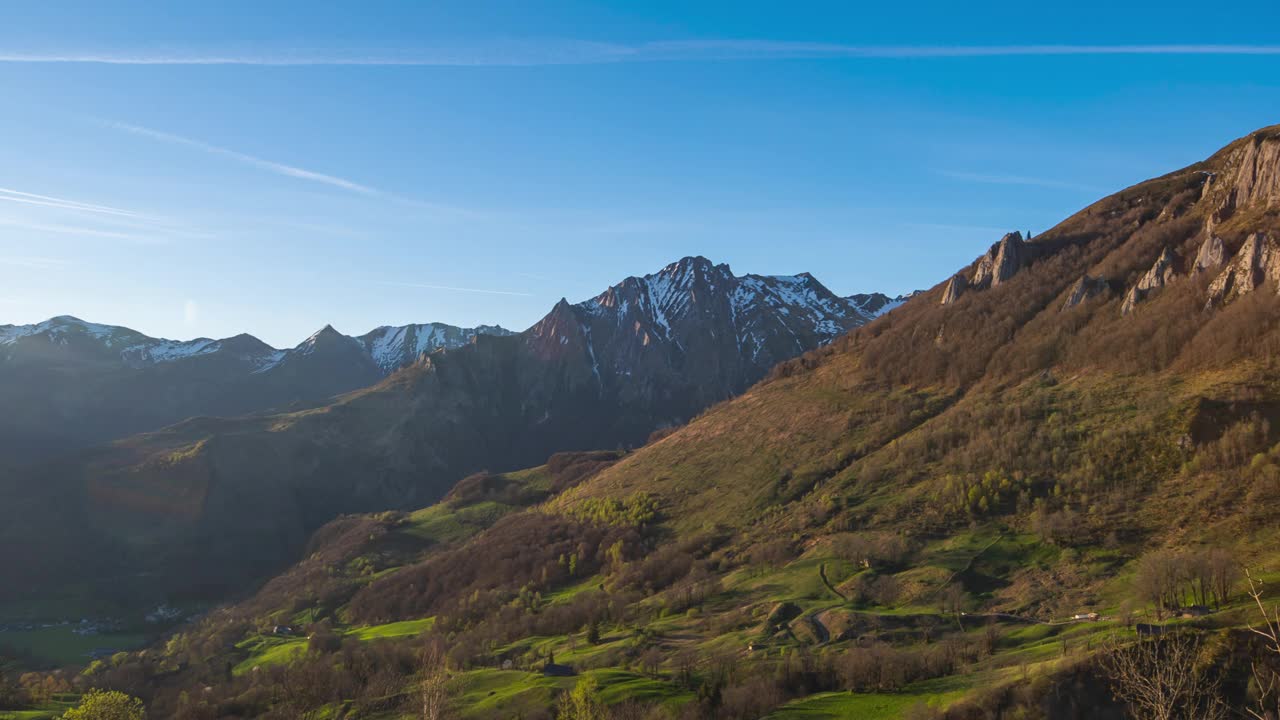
[1061,275,1108,311]
[1193,233,1226,274]
[940,274,967,306]
[1139,247,1178,292]
[1228,132,1280,209]
[1211,132,1280,224]
[1206,233,1280,308]
[1119,287,1142,316]
[971,231,1025,288]
[1199,171,1216,200]
[1121,247,1178,316]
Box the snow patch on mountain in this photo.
[577,257,901,367]
[1,315,513,376]
[358,323,515,372]
[123,338,222,364]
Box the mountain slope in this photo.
[1,258,885,604]
[0,315,512,464]
[322,123,1280,717]
[15,126,1280,720]
[560,126,1280,529]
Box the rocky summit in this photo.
[0,257,893,605]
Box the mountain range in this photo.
[19,124,1280,720]
[0,315,514,465]
[9,125,1280,719]
[0,258,904,604]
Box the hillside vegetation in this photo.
[7,127,1280,719]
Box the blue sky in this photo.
[2,1,1279,346]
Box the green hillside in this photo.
[7,127,1280,719]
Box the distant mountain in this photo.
[357,322,513,373]
[0,315,512,463]
[847,291,912,318]
[0,257,894,603]
[20,127,1280,717]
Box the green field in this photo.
[0,626,148,667]
[233,618,436,674]
[764,689,959,720]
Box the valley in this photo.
[6,125,1280,719]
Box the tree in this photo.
[1134,550,1185,619]
[1244,568,1280,720]
[62,689,146,720]
[420,640,450,720]
[1206,549,1239,609]
[938,583,968,629]
[1101,634,1225,720]
[0,665,21,710]
[556,676,607,720]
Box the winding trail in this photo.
[818,563,847,602]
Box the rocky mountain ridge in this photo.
[0,315,514,374]
[0,315,515,464]
[0,256,897,603]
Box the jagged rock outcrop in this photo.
[1206,233,1280,308]
[1140,247,1178,292]
[1194,231,1227,274]
[1199,171,1216,199]
[1121,247,1178,315]
[1211,130,1280,223]
[940,274,967,305]
[1228,132,1280,209]
[1062,275,1108,311]
[971,231,1026,288]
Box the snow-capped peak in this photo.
[1,315,513,376]
[356,322,514,372]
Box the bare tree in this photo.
[420,640,450,720]
[1134,550,1186,619]
[1206,549,1239,609]
[1101,633,1225,720]
[1245,568,1280,720]
[938,583,968,629]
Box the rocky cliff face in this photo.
[1221,131,1280,213]
[932,129,1280,320]
[1206,233,1280,307]
[1121,246,1179,315]
[1194,231,1227,273]
[938,230,1030,306]
[940,274,967,305]
[1062,275,1109,311]
[971,231,1026,288]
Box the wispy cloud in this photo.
[110,122,377,195]
[379,280,535,297]
[108,122,480,219]
[0,186,148,219]
[934,170,1105,193]
[3,42,1280,66]
[0,255,68,269]
[0,215,159,243]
